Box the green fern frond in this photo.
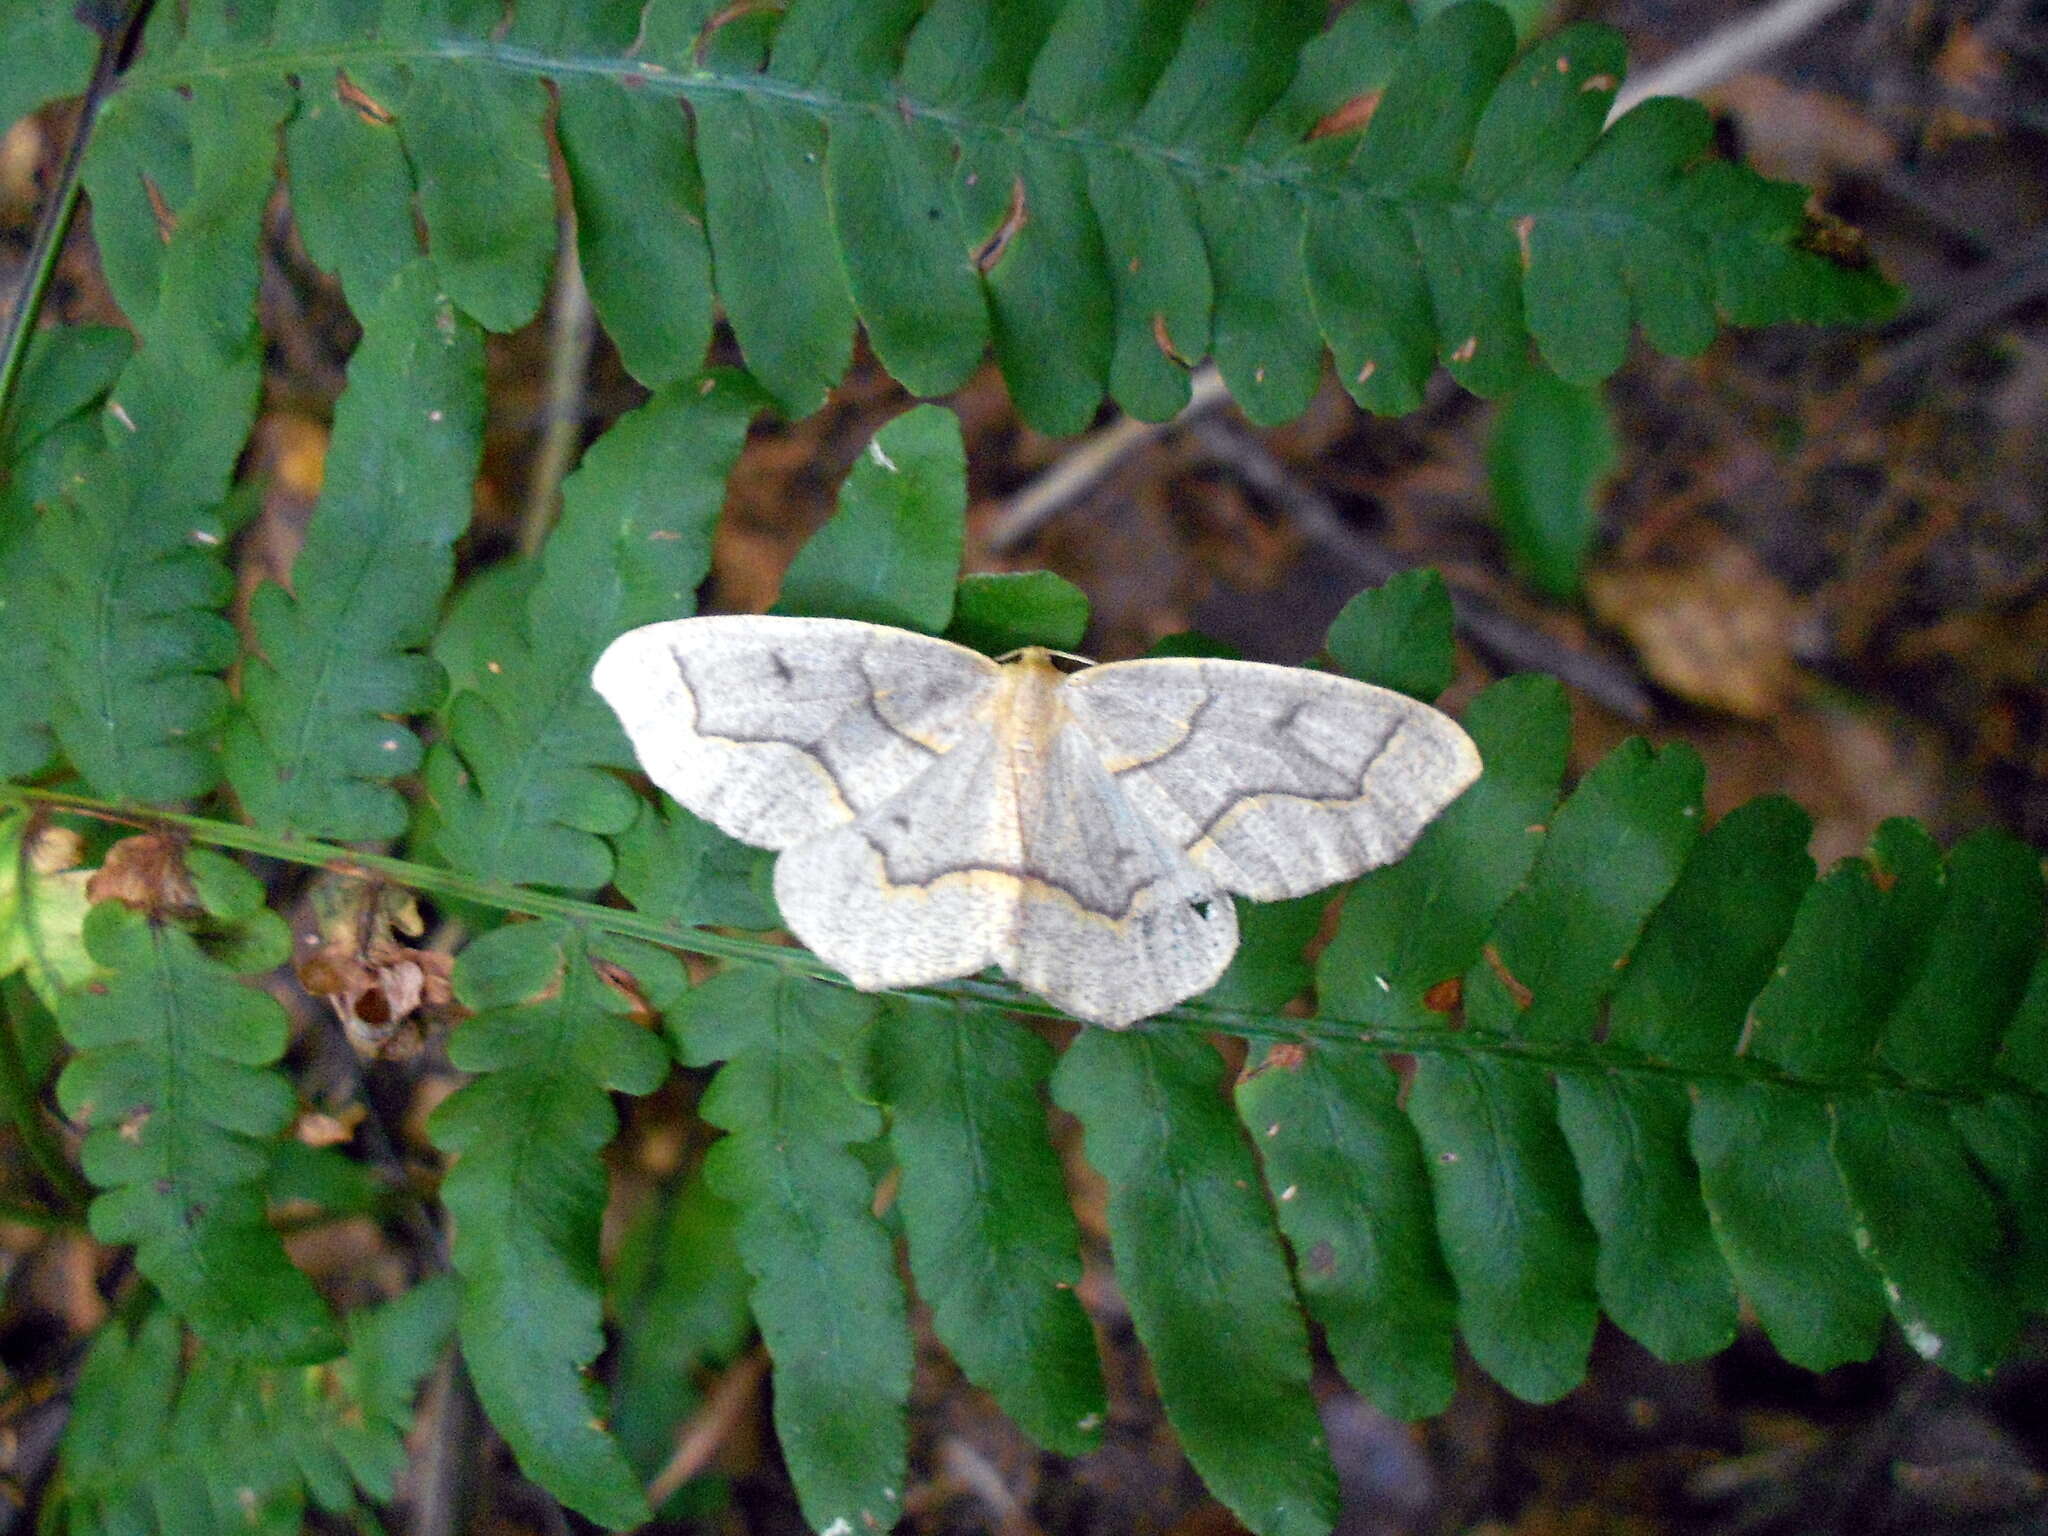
[53,1283,455,1536]
[418,373,757,889]
[53,851,338,1363]
[868,996,1105,1457]
[772,403,968,631]
[1236,1040,1460,1420]
[223,260,485,841]
[669,965,913,1536]
[37,77,284,803]
[94,0,1896,433]
[637,438,2038,1527]
[427,918,678,1529]
[0,327,130,778]
[1053,1028,1339,1536]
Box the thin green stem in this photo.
[0,981,93,1214]
[6,782,2026,1108]
[0,2,155,435]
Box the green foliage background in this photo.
[0,2,2039,1534]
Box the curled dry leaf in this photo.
[85,835,201,919]
[297,876,450,1058]
[298,941,453,1059]
[1587,541,1805,719]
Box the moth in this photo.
[593,615,1481,1027]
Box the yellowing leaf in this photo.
[0,808,100,1008]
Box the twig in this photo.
[982,364,1230,554]
[644,1345,770,1509]
[936,1437,1050,1536]
[0,0,155,432]
[411,1349,485,1536]
[1612,0,1866,117]
[515,223,595,559]
[1872,223,2048,386]
[1188,413,1658,721]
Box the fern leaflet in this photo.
[224,260,485,842]
[54,848,337,1363]
[53,1283,454,1536]
[419,373,757,889]
[427,919,677,1528]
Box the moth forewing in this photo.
[591,614,999,850]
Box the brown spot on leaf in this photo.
[1450,335,1479,364]
[141,174,176,245]
[1150,312,1192,366]
[974,177,1029,273]
[595,957,662,1026]
[1582,73,1619,93]
[1422,976,1463,1014]
[1239,1041,1309,1084]
[88,835,200,919]
[1514,214,1536,270]
[295,1107,364,1148]
[1305,1240,1338,1279]
[335,70,393,124]
[1308,89,1383,141]
[1266,1042,1307,1072]
[118,1108,150,1144]
[1355,359,1377,385]
[1482,944,1534,1009]
[1557,56,1572,73]
[694,0,779,65]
